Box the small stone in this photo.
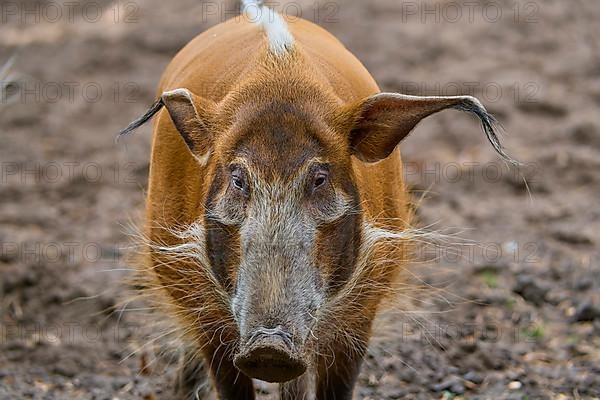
[463,371,483,384]
[508,380,522,390]
[571,301,600,322]
[552,228,593,245]
[431,376,461,392]
[398,367,416,382]
[22,388,37,397]
[381,387,407,399]
[512,275,549,306]
[459,341,477,353]
[52,360,79,378]
[382,355,400,371]
[367,374,378,387]
[572,122,600,147]
[450,382,465,394]
[573,276,593,291]
[111,376,131,391]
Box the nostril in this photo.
[258,326,285,336]
[249,326,293,349]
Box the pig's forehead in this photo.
[222,110,333,179]
[237,129,323,174]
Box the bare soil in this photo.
[1,0,599,399]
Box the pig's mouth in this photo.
[233,326,307,383]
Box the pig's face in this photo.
[204,103,362,383]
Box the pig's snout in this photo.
[234,326,307,383]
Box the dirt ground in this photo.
[1,0,599,399]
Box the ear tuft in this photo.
[117,97,164,140]
[452,96,515,164]
[343,93,517,164]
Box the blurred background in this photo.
[0,0,599,398]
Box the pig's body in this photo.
[120,3,511,399]
[144,18,410,398]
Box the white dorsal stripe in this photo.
[242,0,294,56]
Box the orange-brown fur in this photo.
[114,4,514,394]
[129,11,502,398]
[123,7,514,397]
[143,17,410,399]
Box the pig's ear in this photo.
[118,88,216,165]
[339,93,514,163]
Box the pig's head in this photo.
[200,92,363,383]
[121,77,512,383]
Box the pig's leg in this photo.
[205,345,255,400]
[175,351,212,399]
[279,372,312,400]
[315,335,369,400]
[176,344,254,400]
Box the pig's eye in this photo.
[230,168,246,192]
[312,169,329,191]
[232,176,244,190]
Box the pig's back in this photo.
[158,17,378,104]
